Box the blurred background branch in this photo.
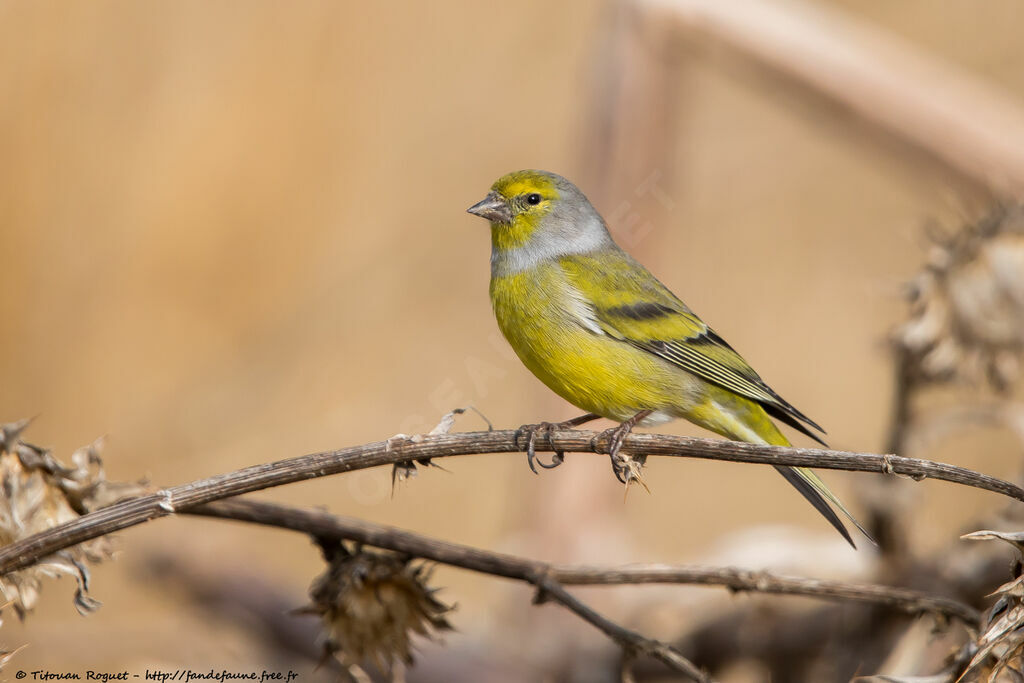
[589,0,1024,205]
[194,498,981,625]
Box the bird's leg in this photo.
[594,410,653,489]
[515,413,601,474]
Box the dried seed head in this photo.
[0,419,142,618]
[895,205,1024,391]
[304,545,453,674]
[959,530,1024,680]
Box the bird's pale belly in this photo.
[490,269,698,422]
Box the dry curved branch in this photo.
[194,498,982,625]
[0,428,1021,576]
[198,504,713,680]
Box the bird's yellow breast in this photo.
[489,263,692,421]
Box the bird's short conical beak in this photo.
[467,192,512,224]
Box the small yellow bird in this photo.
[467,169,870,547]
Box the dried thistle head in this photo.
[303,544,452,675]
[0,419,140,617]
[957,530,1024,681]
[895,206,1024,391]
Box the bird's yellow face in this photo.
[467,170,560,251]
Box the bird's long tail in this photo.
[773,464,873,548]
[699,391,873,548]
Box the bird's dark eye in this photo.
[526,193,542,205]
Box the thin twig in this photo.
[192,498,981,626]
[0,429,1021,575]
[531,573,713,682]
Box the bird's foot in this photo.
[515,413,600,474]
[592,410,653,495]
[515,422,563,473]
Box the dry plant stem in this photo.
[197,503,710,680]
[885,346,920,456]
[193,499,981,625]
[0,429,1022,576]
[530,575,712,682]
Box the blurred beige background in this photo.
[2,0,1023,679]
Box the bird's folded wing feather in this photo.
[559,253,874,546]
[558,252,824,438]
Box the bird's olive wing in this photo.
[559,252,825,440]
